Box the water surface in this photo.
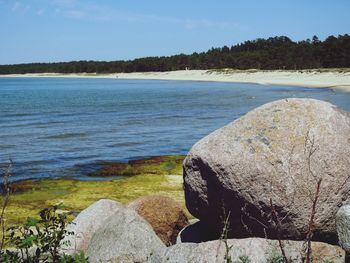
[0,77,349,181]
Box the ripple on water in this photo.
[108,141,142,148]
[1,113,34,118]
[43,132,89,140]
[0,144,15,149]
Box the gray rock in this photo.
[336,205,350,252]
[152,243,199,263]
[62,199,123,254]
[183,98,350,240]
[87,206,166,263]
[156,238,345,263]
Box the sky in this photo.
[0,0,349,64]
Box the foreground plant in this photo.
[235,255,251,263]
[0,204,89,262]
[0,160,12,251]
[220,210,233,263]
[267,254,284,263]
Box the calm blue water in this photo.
[0,77,349,182]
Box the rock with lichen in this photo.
[183,98,350,241]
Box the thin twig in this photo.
[270,198,289,263]
[218,208,233,263]
[305,178,322,263]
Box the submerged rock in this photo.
[128,195,189,246]
[183,98,350,241]
[62,199,123,254]
[87,206,165,263]
[89,155,184,177]
[155,238,345,263]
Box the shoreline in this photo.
[7,155,186,226]
[1,69,350,92]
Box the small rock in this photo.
[128,195,189,246]
[87,206,165,263]
[336,205,350,252]
[62,199,123,254]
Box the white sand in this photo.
[2,69,350,92]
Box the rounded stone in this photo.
[128,195,189,246]
[87,207,165,263]
[62,199,123,254]
[183,98,350,241]
[336,205,350,252]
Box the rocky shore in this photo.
[57,98,350,262]
[5,98,350,262]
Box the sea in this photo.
[0,77,349,182]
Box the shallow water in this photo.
[0,77,349,181]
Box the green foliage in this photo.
[0,34,349,74]
[59,252,89,263]
[0,204,89,263]
[321,259,334,263]
[267,254,284,263]
[1,160,13,252]
[235,255,251,263]
[220,211,233,263]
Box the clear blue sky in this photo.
[1,0,349,64]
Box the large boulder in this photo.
[336,205,350,252]
[87,206,165,263]
[62,199,123,254]
[183,98,350,241]
[154,238,345,263]
[127,195,189,246]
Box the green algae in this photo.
[2,155,189,227]
[89,155,184,177]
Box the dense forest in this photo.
[0,34,349,74]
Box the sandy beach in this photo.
[2,69,350,92]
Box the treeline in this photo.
[1,34,350,74]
